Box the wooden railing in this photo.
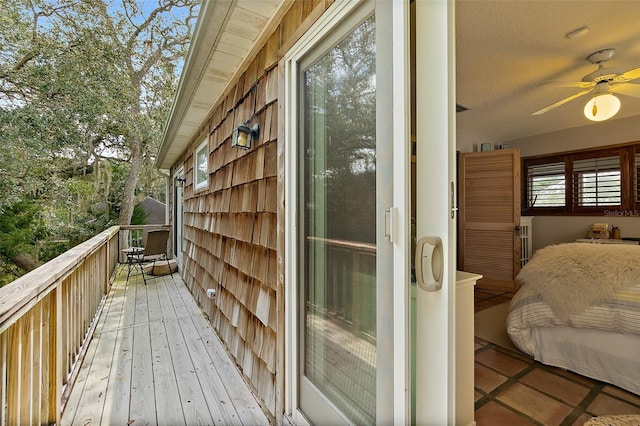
[306,236,377,340]
[0,226,120,425]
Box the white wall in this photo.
[507,115,640,158]
[457,115,640,154]
[528,216,640,253]
[510,116,640,251]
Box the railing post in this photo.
[106,236,109,293]
[0,333,6,425]
[54,282,63,425]
[352,250,361,337]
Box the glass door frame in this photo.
[414,0,458,423]
[283,0,411,423]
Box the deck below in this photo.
[60,266,269,426]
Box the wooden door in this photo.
[458,148,521,291]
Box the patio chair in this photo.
[125,229,173,285]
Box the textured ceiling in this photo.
[455,0,640,147]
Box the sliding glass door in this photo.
[286,0,412,423]
[298,8,378,424]
[300,9,377,424]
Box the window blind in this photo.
[527,161,565,207]
[635,152,640,203]
[572,156,620,206]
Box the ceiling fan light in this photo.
[583,93,621,122]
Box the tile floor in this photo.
[474,288,640,425]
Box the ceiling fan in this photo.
[533,48,640,120]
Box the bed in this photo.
[507,242,640,395]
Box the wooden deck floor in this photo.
[60,266,269,426]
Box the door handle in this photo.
[450,182,458,219]
[415,236,443,291]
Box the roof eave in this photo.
[156,0,234,170]
[156,0,288,170]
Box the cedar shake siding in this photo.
[167,1,334,419]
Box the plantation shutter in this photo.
[572,156,621,207]
[635,152,640,203]
[527,161,565,207]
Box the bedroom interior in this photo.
[474,288,640,425]
[453,0,640,423]
[455,0,640,252]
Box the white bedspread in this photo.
[532,326,640,395]
[507,282,640,355]
[514,243,640,320]
[507,243,640,394]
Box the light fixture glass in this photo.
[583,93,621,122]
[231,123,259,149]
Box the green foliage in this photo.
[0,257,23,286]
[131,204,148,225]
[0,0,199,279]
[0,199,47,258]
[38,241,70,263]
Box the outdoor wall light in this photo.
[583,92,621,122]
[231,123,259,149]
[174,176,186,187]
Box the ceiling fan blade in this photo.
[611,82,640,99]
[614,66,640,83]
[538,81,594,89]
[532,89,593,115]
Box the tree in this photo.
[0,0,199,278]
[93,0,200,225]
[303,15,376,244]
[0,199,46,273]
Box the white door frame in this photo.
[414,0,457,424]
[383,0,411,423]
[283,0,411,423]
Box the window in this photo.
[572,156,620,207]
[194,138,208,191]
[527,161,565,208]
[523,143,640,215]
